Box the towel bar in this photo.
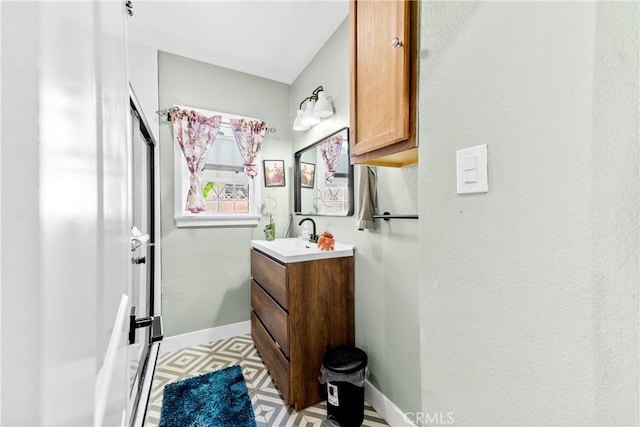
[373,211,419,221]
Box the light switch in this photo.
[462,156,478,183]
[457,145,488,194]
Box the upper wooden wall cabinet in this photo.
[349,0,418,167]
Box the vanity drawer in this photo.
[251,312,290,403]
[251,250,288,310]
[251,281,289,357]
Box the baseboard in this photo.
[365,380,416,427]
[159,320,251,354]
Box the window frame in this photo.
[172,105,262,228]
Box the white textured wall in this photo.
[291,19,422,414]
[418,2,639,425]
[2,2,131,424]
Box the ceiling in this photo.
[127,1,349,84]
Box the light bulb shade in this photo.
[292,109,310,131]
[314,91,334,118]
[302,99,321,126]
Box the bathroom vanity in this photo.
[250,238,355,410]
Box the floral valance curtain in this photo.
[319,133,344,182]
[230,119,268,178]
[170,107,221,213]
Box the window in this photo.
[319,184,349,215]
[173,107,261,227]
[316,148,349,215]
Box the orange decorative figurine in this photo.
[317,231,335,251]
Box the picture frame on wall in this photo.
[300,162,315,189]
[263,160,286,187]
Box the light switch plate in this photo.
[456,145,488,194]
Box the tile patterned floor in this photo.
[145,334,389,426]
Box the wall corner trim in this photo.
[159,321,251,354]
[365,381,416,427]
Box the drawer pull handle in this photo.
[391,37,403,48]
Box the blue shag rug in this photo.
[159,365,257,427]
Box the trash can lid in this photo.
[323,346,368,374]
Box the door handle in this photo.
[132,256,146,265]
[130,226,150,252]
[129,306,163,345]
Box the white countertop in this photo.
[251,238,354,263]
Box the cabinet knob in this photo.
[391,37,403,48]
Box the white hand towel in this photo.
[357,166,377,231]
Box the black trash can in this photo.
[320,346,368,427]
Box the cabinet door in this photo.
[351,0,411,156]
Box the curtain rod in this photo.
[155,108,277,134]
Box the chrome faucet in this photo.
[298,217,317,243]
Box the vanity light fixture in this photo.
[302,97,321,126]
[293,86,334,131]
[292,105,310,131]
[314,89,333,118]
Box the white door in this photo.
[0,1,132,425]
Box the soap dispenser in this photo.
[300,222,310,241]
[298,217,317,242]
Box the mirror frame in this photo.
[294,127,354,217]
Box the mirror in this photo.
[294,127,354,216]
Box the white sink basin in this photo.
[251,238,354,263]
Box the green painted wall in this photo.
[291,19,422,415]
[158,51,292,337]
[418,2,639,425]
[156,3,640,423]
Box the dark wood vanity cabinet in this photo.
[250,249,355,410]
